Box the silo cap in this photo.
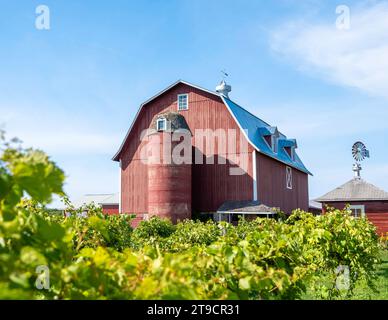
[149,112,192,136]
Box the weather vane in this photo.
[352,141,370,179]
[221,70,228,80]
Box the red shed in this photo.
[316,178,388,236]
[73,194,119,215]
[113,80,311,227]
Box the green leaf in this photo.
[239,277,251,290]
[36,215,66,242]
[9,272,31,289]
[20,246,47,266]
[88,216,110,241]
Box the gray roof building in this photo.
[73,193,119,208]
[315,179,388,202]
[309,200,322,210]
[217,200,279,214]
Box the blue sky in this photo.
[1,0,388,207]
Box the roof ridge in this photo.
[223,97,271,128]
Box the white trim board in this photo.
[119,159,122,213]
[252,150,258,201]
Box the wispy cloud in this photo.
[270,1,388,99]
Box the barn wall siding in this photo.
[120,83,254,215]
[101,205,119,215]
[256,152,309,213]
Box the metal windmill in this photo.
[352,141,370,179]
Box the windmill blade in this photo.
[352,141,369,162]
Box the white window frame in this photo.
[177,93,189,111]
[285,146,295,161]
[286,166,293,190]
[349,205,365,218]
[272,135,278,153]
[156,118,167,131]
[263,134,277,153]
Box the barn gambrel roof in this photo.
[113,80,311,175]
[221,97,311,175]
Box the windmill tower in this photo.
[351,141,370,179]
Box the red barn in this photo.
[316,177,388,236]
[113,80,311,226]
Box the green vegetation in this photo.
[0,133,386,300]
[302,250,388,300]
[351,250,388,299]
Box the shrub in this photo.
[130,217,176,249]
[0,133,383,300]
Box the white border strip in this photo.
[252,150,258,201]
[119,159,122,213]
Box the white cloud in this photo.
[270,2,388,99]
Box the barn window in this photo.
[264,135,277,152]
[286,166,292,189]
[157,118,167,131]
[285,146,294,161]
[349,205,365,218]
[178,94,188,110]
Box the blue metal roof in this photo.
[222,97,312,175]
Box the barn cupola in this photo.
[216,80,232,98]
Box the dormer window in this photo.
[178,94,188,110]
[264,135,272,148]
[285,146,294,161]
[157,118,167,131]
[263,133,278,153]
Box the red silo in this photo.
[147,112,192,223]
